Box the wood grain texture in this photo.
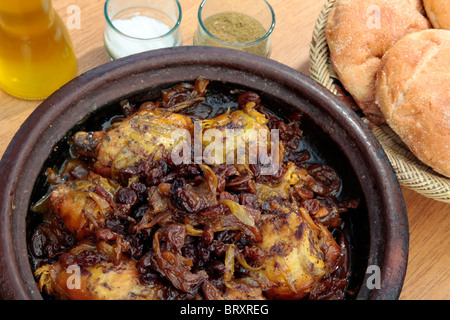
[0,0,448,300]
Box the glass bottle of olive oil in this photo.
[0,0,77,100]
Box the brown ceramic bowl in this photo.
[0,46,408,300]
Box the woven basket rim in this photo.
[309,0,450,203]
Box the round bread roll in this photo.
[325,0,430,124]
[376,29,450,178]
[423,0,450,30]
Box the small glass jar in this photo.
[193,0,275,58]
[104,0,183,60]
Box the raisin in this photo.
[115,188,138,206]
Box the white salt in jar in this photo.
[104,0,183,59]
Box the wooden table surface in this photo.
[0,0,448,300]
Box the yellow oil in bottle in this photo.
[0,0,77,100]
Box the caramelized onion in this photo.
[30,78,358,301]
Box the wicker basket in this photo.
[309,0,450,203]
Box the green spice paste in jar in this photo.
[195,12,271,57]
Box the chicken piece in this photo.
[255,161,342,202]
[73,109,194,179]
[201,101,282,167]
[255,200,329,299]
[98,110,193,179]
[72,78,210,179]
[49,172,119,240]
[35,241,166,300]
